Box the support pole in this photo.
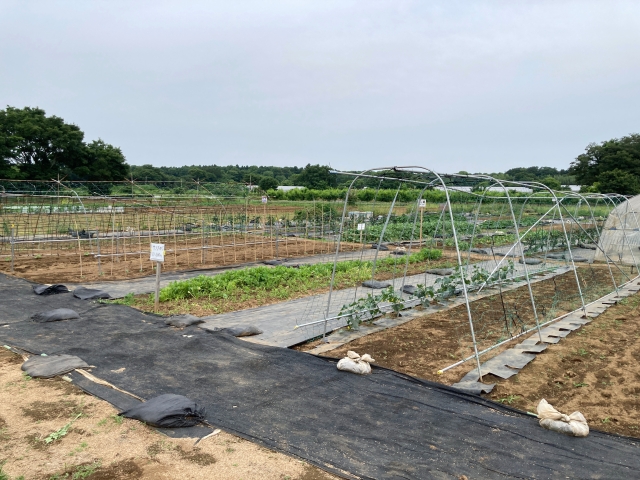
[154,261,161,313]
[10,226,15,273]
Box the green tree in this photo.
[258,176,279,192]
[570,134,640,186]
[596,169,640,195]
[0,106,128,180]
[0,106,85,179]
[539,176,562,190]
[293,164,336,189]
[75,140,128,181]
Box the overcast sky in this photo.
[2,1,639,173]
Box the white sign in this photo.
[262,196,268,204]
[357,223,366,231]
[150,243,165,262]
[419,199,427,208]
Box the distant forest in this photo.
[128,163,574,189]
[2,106,639,194]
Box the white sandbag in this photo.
[537,399,589,437]
[337,351,375,375]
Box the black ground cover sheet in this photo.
[1,273,639,479]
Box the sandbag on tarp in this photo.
[73,287,111,300]
[264,259,285,266]
[578,242,597,250]
[402,285,417,295]
[547,253,565,260]
[470,248,488,255]
[31,308,80,323]
[426,268,453,276]
[519,258,543,265]
[537,399,589,437]
[370,243,389,251]
[33,284,69,295]
[119,394,206,428]
[210,325,263,337]
[337,351,375,375]
[362,280,391,289]
[21,354,89,378]
[165,314,204,328]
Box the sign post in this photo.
[418,199,426,246]
[150,243,165,313]
[10,224,15,273]
[357,223,366,244]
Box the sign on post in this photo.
[150,243,165,312]
[419,199,427,208]
[150,243,165,262]
[262,196,268,204]
[357,223,365,243]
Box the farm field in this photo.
[0,236,359,284]
[302,267,640,437]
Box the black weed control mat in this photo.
[1,274,640,479]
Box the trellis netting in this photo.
[0,179,345,278]
[295,167,638,375]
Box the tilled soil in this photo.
[317,267,640,436]
[0,348,336,480]
[0,237,360,284]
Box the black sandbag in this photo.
[33,284,69,295]
[402,285,417,295]
[578,242,597,250]
[519,258,543,265]
[264,259,285,266]
[469,248,488,255]
[572,256,589,263]
[391,250,407,256]
[211,325,263,337]
[31,308,80,323]
[426,268,453,276]
[22,354,89,378]
[165,314,204,328]
[370,243,389,251]
[362,280,391,289]
[119,394,206,428]
[547,253,565,260]
[73,287,111,300]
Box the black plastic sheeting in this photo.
[119,394,206,428]
[33,284,69,295]
[1,273,640,479]
[73,287,111,300]
[209,325,263,337]
[22,354,89,378]
[31,308,80,323]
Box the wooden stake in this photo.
[154,261,161,313]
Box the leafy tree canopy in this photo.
[291,164,337,189]
[0,106,128,181]
[596,169,640,196]
[258,176,279,192]
[570,134,640,187]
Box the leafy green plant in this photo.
[102,292,135,306]
[44,414,81,444]
[413,284,435,306]
[498,394,520,404]
[339,293,383,329]
[380,286,404,315]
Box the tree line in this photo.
[1,106,638,194]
